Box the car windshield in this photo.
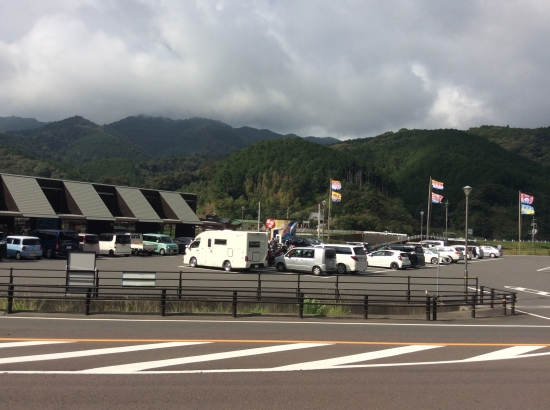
[60,231,79,241]
[116,235,131,244]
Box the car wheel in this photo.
[109,250,115,257]
[124,254,130,257]
[46,249,54,259]
[223,261,232,272]
[490,253,496,258]
[36,256,42,260]
[276,262,286,272]
[337,263,346,274]
[431,257,438,264]
[189,257,197,267]
[160,249,165,256]
[15,252,21,260]
[390,262,399,270]
[312,266,322,276]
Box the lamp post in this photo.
[322,200,326,242]
[241,206,245,230]
[420,211,424,240]
[463,186,472,298]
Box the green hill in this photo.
[0,116,46,132]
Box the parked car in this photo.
[98,233,131,257]
[143,233,179,255]
[274,246,336,275]
[286,236,318,247]
[469,246,484,259]
[0,231,6,260]
[174,237,194,254]
[6,236,43,260]
[480,245,503,258]
[31,229,80,259]
[434,246,464,263]
[452,245,472,260]
[366,250,411,270]
[423,248,451,264]
[379,244,425,267]
[78,233,100,255]
[346,242,373,253]
[315,243,368,274]
[126,233,156,256]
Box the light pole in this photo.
[420,211,424,240]
[322,200,326,242]
[241,206,245,230]
[463,186,472,298]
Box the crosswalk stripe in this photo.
[462,346,546,362]
[81,343,330,373]
[0,341,72,349]
[0,342,207,365]
[273,345,442,370]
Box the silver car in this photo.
[275,247,336,275]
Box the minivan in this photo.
[381,244,425,267]
[78,234,100,255]
[274,247,336,275]
[31,229,80,259]
[315,244,368,274]
[6,236,43,260]
[98,233,131,257]
[143,233,179,255]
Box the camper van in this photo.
[184,231,269,271]
[78,234,100,255]
[98,233,131,257]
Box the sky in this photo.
[1,0,549,140]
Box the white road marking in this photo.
[514,309,550,321]
[273,345,441,370]
[462,346,545,362]
[505,286,550,297]
[536,267,550,272]
[0,342,206,365]
[81,343,329,373]
[0,341,72,349]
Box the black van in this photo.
[0,231,6,260]
[31,229,80,259]
[381,244,425,267]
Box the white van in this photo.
[274,247,337,275]
[98,233,131,257]
[184,230,268,271]
[314,244,368,274]
[78,234,99,255]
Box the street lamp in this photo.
[420,211,424,240]
[322,200,326,241]
[463,186,472,298]
[241,206,245,230]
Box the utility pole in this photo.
[445,200,449,240]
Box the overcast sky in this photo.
[1,0,549,139]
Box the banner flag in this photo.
[520,192,534,205]
[331,191,342,202]
[431,193,444,204]
[521,204,535,215]
[431,179,444,190]
[331,179,342,191]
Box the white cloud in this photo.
[0,0,549,137]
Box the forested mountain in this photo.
[0,113,549,240]
[0,116,47,132]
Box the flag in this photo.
[431,179,444,190]
[331,191,342,202]
[331,179,342,191]
[520,192,534,205]
[281,221,297,241]
[431,193,444,204]
[521,204,535,215]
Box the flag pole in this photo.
[427,176,432,239]
[328,179,331,241]
[518,191,521,254]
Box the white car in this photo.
[452,245,472,260]
[434,246,464,263]
[367,250,411,270]
[480,245,503,258]
[423,248,451,265]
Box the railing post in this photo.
[232,291,237,318]
[432,295,437,321]
[425,295,431,321]
[335,275,340,299]
[407,276,411,303]
[85,288,92,315]
[502,294,507,316]
[363,295,368,320]
[178,271,183,300]
[94,269,99,299]
[257,273,262,301]
[7,284,14,314]
[511,293,516,315]
[160,289,166,316]
[480,285,484,305]
[490,288,494,308]
[475,277,478,304]
[298,292,304,319]
[471,293,476,318]
[9,267,13,285]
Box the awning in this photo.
[1,175,57,218]
[63,181,115,221]
[115,187,162,223]
[160,192,202,225]
[57,214,88,220]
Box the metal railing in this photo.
[0,267,517,320]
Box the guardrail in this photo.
[0,267,516,320]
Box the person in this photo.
[471,246,477,259]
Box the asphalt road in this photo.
[1,254,550,408]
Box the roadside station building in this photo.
[0,173,201,237]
